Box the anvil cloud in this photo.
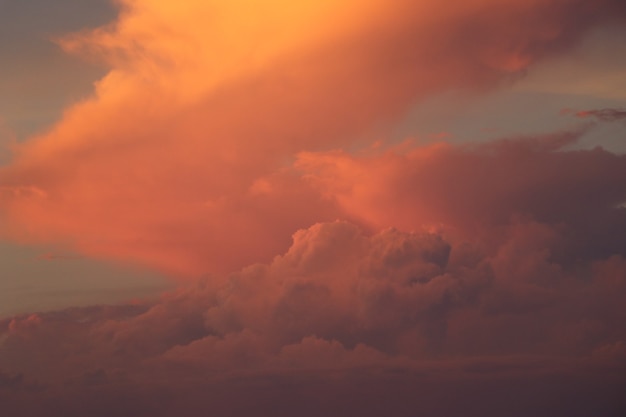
[1,0,624,275]
[0,0,625,415]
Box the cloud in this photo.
[572,108,626,122]
[2,216,623,374]
[297,131,626,261]
[0,371,28,391]
[1,214,625,415]
[2,130,626,406]
[1,0,625,276]
[1,1,626,414]
[1,194,625,359]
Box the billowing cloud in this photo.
[1,1,626,414]
[2,131,626,409]
[4,127,626,413]
[1,215,625,415]
[297,131,626,259]
[1,0,625,276]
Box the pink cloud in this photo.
[1,214,625,414]
[1,0,625,276]
[1,1,626,414]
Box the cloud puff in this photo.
[1,216,620,372]
[1,214,625,415]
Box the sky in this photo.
[0,0,625,415]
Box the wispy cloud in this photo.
[571,108,626,122]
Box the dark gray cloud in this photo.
[574,108,626,122]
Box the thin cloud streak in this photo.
[574,108,626,122]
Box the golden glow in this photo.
[60,0,386,101]
[1,0,618,276]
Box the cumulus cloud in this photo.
[1,215,625,415]
[4,129,626,414]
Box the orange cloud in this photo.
[1,0,624,278]
[573,108,626,122]
[296,130,626,240]
[2,3,626,414]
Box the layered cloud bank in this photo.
[1,0,626,415]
